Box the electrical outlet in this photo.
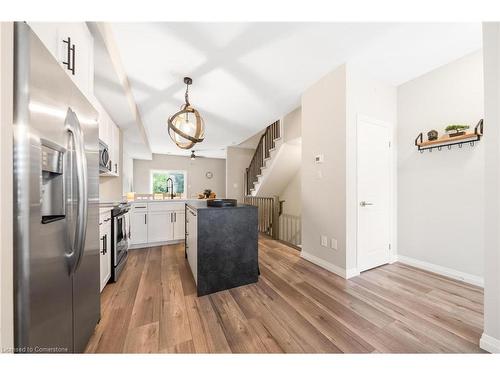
[331,238,338,250]
[321,235,328,247]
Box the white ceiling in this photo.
[109,22,482,159]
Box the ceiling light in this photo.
[190,150,196,160]
[167,77,205,149]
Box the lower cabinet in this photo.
[186,206,197,284]
[148,211,174,243]
[129,203,186,247]
[173,211,185,241]
[130,211,148,245]
[99,215,112,292]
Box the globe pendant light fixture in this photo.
[167,77,205,149]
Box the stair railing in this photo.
[245,120,281,195]
[279,213,301,248]
[243,195,280,240]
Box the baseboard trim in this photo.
[396,255,484,287]
[301,251,349,279]
[346,268,360,279]
[480,333,500,353]
[129,239,183,250]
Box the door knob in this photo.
[360,201,374,207]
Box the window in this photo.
[150,170,187,198]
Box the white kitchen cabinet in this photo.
[129,202,186,248]
[130,210,148,246]
[110,121,120,175]
[28,22,94,98]
[93,97,121,177]
[148,212,174,243]
[99,213,112,292]
[96,100,110,147]
[186,206,197,283]
[173,211,186,240]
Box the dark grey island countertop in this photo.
[186,200,256,210]
[185,201,259,296]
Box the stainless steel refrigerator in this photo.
[13,22,100,353]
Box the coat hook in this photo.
[459,143,463,148]
[438,146,442,151]
[429,148,433,153]
[470,141,475,147]
[448,145,452,150]
[420,149,424,154]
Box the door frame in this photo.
[354,114,396,274]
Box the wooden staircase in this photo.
[245,120,281,196]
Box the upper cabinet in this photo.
[29,22,121,178]
[28,22,94,99]
[92,98,121,177]
[110,120,121,175]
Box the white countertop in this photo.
[129,199,207,203]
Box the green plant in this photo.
[445,124,469,132]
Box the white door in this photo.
[148,211,174,243]
[173,211,185,240]
[130,211,148,245]
[357,117,391,272]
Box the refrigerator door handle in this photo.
[65,108,88,274]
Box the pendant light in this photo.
[167,77,205,149]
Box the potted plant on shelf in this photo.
[445,124,469,138]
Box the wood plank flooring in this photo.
[85,237,484,353]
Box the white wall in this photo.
[280,170,301,216]
[301,64,397,277]
[134,154,226,198]
[279,106,302,216]
[0,22,14,352]
[301,64,347,273]
[398,50,484,281]
[346,66,398,272]
[481,22,500,353]
[283,107,301,142]
[226,146,254,202]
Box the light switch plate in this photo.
[321,235,328,247]
[331,238,338,250]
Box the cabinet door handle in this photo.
[62,37,76,75]
[101,234,107,255]
[174,212,176,222]
[115,163,117,173]
[144,213,147,224]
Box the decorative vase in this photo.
[427,130,438,141]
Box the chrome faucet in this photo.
[166,178,174,199]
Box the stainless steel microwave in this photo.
[99,140,111,174]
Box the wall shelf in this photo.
[415,119,483,153]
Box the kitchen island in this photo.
[185,201,258,296]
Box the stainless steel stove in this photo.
[110,202,131,282]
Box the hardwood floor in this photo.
[85,237,484,353]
